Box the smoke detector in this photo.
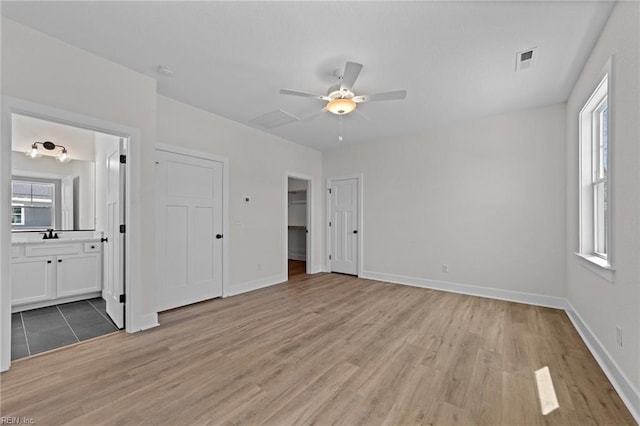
[515,47,537,72]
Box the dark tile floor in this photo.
[11,298,119,360]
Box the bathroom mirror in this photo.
[11,114,97,231]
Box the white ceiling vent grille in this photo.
[250,109,299,129]
[515,47,537,72]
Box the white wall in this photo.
[12,114,96,162]
[565,0,640,402]
[324,103,567,297]
[156,95,324,291]
[1,17,158,334]
[288,177,308,192]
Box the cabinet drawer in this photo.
[25,243,81,257]
[84,242,101,253]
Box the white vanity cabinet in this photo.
[11,240,103,312]
[11,256,55,306]
[56,253,101,297]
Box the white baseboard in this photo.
[224,274,286,297]
[13,291,101,313]
[310,264,327,274]
[129,312,159,333]
[360,269,639,422]
[565,302,640,423]
[288,253,306,261]
[360,270,567,309]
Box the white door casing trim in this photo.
[285,171,314,277]
[155,143,229,298]
[326,174,363,277]
[1,95,151,371]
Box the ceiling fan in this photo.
[279,61,407,141]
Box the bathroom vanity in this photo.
[11,236,103,312]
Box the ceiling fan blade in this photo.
[340,62,363,92]
[354,108,370,122]
[279,89,330,101]
[299,107,328,122]
[353,90,407,103]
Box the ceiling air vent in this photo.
[250,109,299,129]
[515,47,537,72]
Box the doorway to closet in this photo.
[286,175,312,278]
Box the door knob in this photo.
[353,230,358,234]
[216,234,223,239]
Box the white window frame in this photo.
[577,63,613,277]
[11,207,24,225]
[10,178,57,229]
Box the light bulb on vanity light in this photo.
[57,147,71,163]
[25,143,41,159]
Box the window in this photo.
[11,180,55,229]
[11,207,24,225]
[579,73,611,270]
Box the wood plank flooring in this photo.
[1,272,635,425]
[288,259,306,278]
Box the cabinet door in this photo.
[12,257,54,305]
[57,254,101,297]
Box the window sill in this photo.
[574,253,615,282]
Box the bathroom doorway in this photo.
[1,97,142,371]
[286,174,312,279]
[9,114,124,361]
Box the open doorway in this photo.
[286,174,313,279]
[0,95,145,371]
[8,114,125,361]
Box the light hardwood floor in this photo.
[1,272,635,425]
[288,259,306,277]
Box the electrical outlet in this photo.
[441,264,449,273]
[616,327,623,347]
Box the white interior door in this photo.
[156,149,223,312]
[329,177,359,275]
[104,139,124,328]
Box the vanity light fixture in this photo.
[25,141,71,163]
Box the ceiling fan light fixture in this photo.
[327,98,356,115]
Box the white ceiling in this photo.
[1,1,613,151]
